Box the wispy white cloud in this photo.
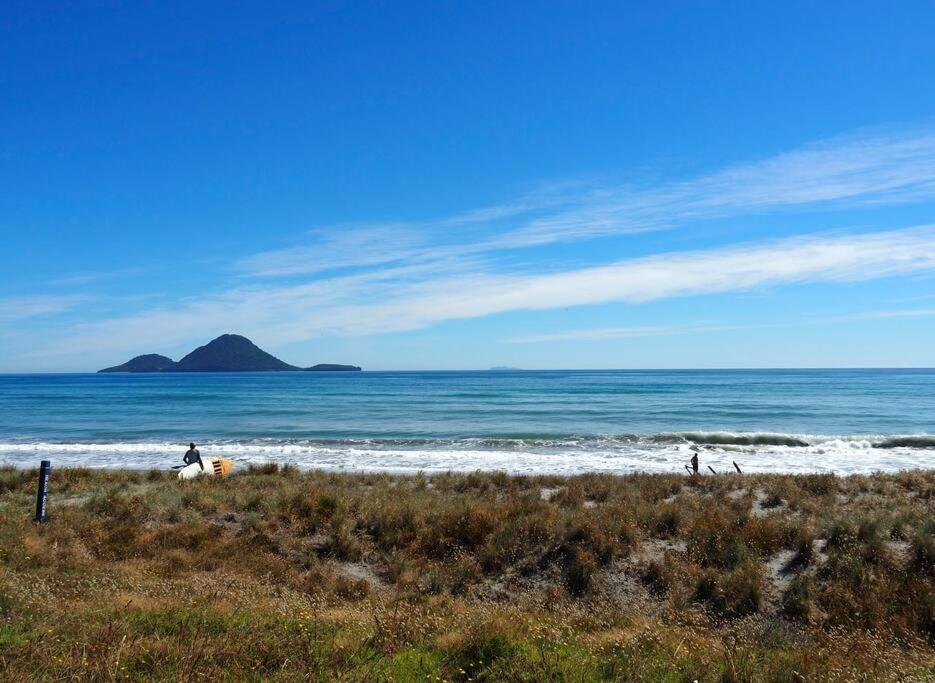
[504,308,935,344]
[508,306,935,344]
[12,126,935,369]
[235,224,428,278]
[0,295,87,323]
[49,267,141,287]
[321,225,935,336]
[237,127,935,279]
[492,128,935,249]
[24,224,935,363]
[828,307,935,322]
[508,324,740,343]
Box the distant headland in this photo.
[98,334,361,373]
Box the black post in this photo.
[35,460,50,524]
[707,465,717,475]
[733,461,742,474]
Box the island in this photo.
[305,364,362,372]
[98,334,361,373]
[171,334,299,372]
[98,353,177,373]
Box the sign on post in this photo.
[35,460,51,524]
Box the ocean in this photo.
[0,369,933,475]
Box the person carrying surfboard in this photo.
[183,442,204,471]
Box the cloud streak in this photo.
[237,127,935,278]
[325,225,935,334]
[0,295,87,323]
[27,224,935,363]
[508,324,741,344]
[509,307,935,344]
[492,128,935,249]
[11,125,935,369]
[235,225,429,278]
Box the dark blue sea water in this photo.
[0,370,933,474]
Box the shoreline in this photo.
[3,460,935,476]
[3,463,935,477]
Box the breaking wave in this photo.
[664,432,811,447]
[874,436,935,449]
[0,432,932,475]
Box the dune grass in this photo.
[0,465,932,680]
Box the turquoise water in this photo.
[0,369,933,474]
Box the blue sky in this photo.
[2,1,935,371]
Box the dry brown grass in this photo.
[0,465,932,680]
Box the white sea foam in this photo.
[0,433,932,475]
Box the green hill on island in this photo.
[98,334,361,373]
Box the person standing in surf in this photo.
[184,442,204,471]
[690,451,699,475]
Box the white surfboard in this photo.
[177,457,235,480]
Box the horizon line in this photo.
[2,366,934,375]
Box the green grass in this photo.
[0,465,932,680]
